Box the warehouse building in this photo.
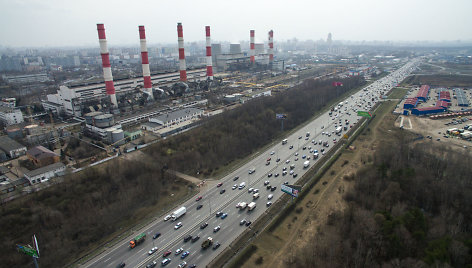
[411,106,446,115]
[416,85,430,102]
[24,162,66,185]
[403,97,418,109]
[0,136,27,159]
[26,145,60,167]
[149,108,203,127]
[454,88,469,107]
[439,91,451,102]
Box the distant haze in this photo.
[1,0,471,47]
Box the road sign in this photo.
[276,113,287,119]
[357,111,372,118]
[17,244,39,258]
[281,184,301,197]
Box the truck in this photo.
[303,160,310,168]
[248,202,257,211]
[201,237,213,249]
[129,233,146,248]
[239,202,247,210]
[171,206,187,221]
[335,127,343,135]
[282,139,288,145]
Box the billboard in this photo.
[281,184,301,197]
[357,111,372,118]
[276,114,287,119]
[17,244,39,258]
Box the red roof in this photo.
[417,85,430,99]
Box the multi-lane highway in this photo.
[85,58,421,268]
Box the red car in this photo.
[217,182,223,187]
[195,196,202,201]
[163,250,172,257]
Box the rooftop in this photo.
[24,162,65,178]
[26,145,58,160]
[151,108,203,124]
[0,136,26,153]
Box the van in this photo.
[248,168,255,174]
[253,193,260,199]
[282,139,288,145]
[239,182,246,189]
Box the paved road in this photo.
[84,58,422,268]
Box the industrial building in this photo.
[24,162,66,185]
[411,106,446,115]
[42,68,206,116]
[83,112,124,144]
[26,145,60,167]
[416,85,430,102]
[149,107,203,127]
[454,88,469,107]
[439,90,451,102]
[0,106,24,126]
[1,73,50,84]
[0,136,27,159]
[403,97,419,109]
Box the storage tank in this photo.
[112,129,125,145]
[84,111,103,125]
[106,127,116,143]
[94,114,114,128]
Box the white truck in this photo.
[335,127,343,135]
[248,202,257,211]
[239,202,247,210]
[171,206,186,221]
[253,193,260,199]
[303,160,310,168]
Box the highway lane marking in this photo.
[104,257,111,262]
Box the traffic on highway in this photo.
[86,58,421,268]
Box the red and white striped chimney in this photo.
[139,25,154,100]
[177,23,187,82]
[96,24,118,108]
[205,26,213,80]
[250,30,255,64]
[268,30,274,63]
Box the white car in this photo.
[290,170,294,175]
[286,159,290,164]
[148,246,158,255]
[174,222,183,229]
[268,194,273,200]
[270,151,275,155]
[164,215,172,221]
[232,184,237,190]
[214,225,221,232]
[175,247,183,255]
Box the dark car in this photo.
[268,173,272,177]
[145,261,156,268]
[163,251,172,257]
[191,235,200,242]
[183,235,192,242]
[200,222,208,229]
[271,186,277,191]
[152,232,161,239]
[196,204,203,210]
[215,211,223,217]
[117,262,126,268]
[293,174,298,178]
[233,176,239,181]
[217,182,223,187]
[245,221,252,226]
[190,265,196,268]
[213,242,221,250]
[220,189,226,194]
[266,184,271,189]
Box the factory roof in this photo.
[24,162,65,178]
[0,106,21,113]
[152,108,203,124]
[26,145,58,160]
[417,85,430,100]
[0,136,26,153]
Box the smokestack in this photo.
[139,25,154,100]
[96,23,118,108]
[268,30,274,64]
[250,30,255,64]
[205,26,213,80]
[177,23,187,82]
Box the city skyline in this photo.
[1,0,472,48]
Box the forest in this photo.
[0,75,364,267]
[287,134,472,267]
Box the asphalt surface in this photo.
[85,58,421,268]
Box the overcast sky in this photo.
[1,0,471,48]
